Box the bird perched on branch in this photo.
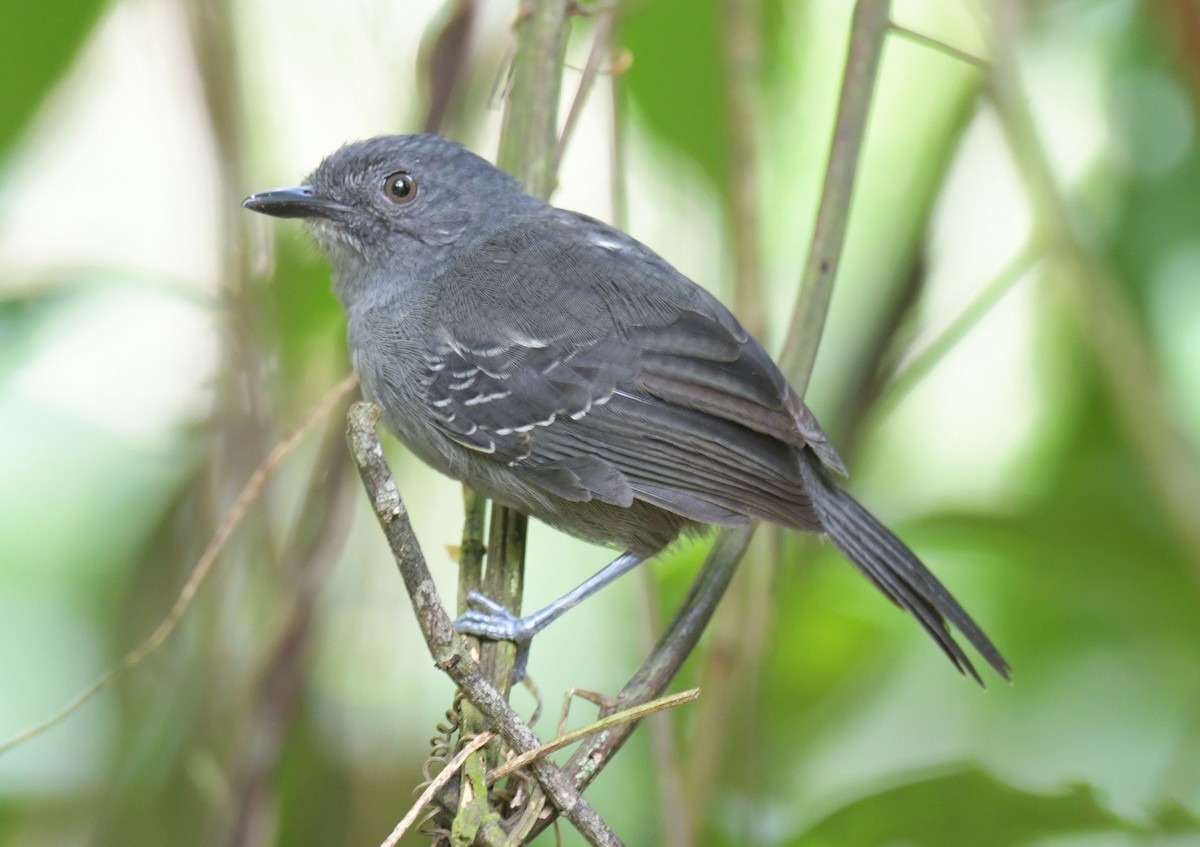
[244,133,1009,684]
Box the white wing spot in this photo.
[449,434,496,454]
[506,412,560,435]
[568,399,593,420]
[508,332,549,349]
[463,390,512,406]
[589,232,624,251]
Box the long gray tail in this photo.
[801,458,1010,685]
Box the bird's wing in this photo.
[418,213,843,527]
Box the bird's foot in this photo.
[453,591,537,642]
[454,591,537,681]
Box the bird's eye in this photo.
[383,171,417,204]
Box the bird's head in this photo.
[243,133,531,298]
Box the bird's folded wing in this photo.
[421,307,829,529]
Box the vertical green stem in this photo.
[457,487,488,613]
[478,504,528,700]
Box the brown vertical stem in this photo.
[719,0,765,337]
[454,0,571,735]
[496,0,573,195]
[422,0,480,134]
[778,0,891,392]
[181,0,268,461]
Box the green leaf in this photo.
[620,0,729,189]
[0,0,110,159]
[794,766,1192,847]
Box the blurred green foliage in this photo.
[1,1,1199,846]
[0,0,108,157]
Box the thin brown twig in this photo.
[554,7,616,173]
[877,240,1041,414]
[441,8,579,841]
[488,689,699,783]
[456,0,574,731]
[0,372,360,757]
[380,731,496,847]
[889,22,989,70]
[182,0,270,486]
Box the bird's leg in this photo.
[454,551,645,644]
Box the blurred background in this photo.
[2,0,1199,844]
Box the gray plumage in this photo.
[243,133,1009,684]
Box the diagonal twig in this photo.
[554,6,617,173]
[380,731,496,847]
[488,688,699,783]
[889,22,989,70]
[878,240,1042,413]
[0,372,360,758]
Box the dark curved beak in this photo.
[241,186,351,220]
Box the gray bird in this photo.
[243,133,1009,684]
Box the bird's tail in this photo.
[800,457,1010,685]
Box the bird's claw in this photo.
[453,591,536,642]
